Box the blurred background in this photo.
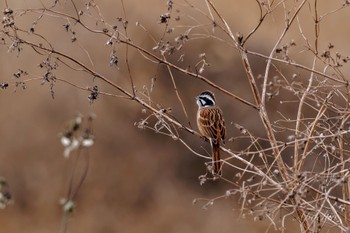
[0,0,349,232]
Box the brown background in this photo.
[0,0,349,232]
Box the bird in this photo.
[195,90,226,175]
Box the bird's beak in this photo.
[195,96,199,100]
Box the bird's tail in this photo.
[212,142,222,175]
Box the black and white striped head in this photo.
[196,91,216,108]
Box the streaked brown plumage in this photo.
[196,91,226,175]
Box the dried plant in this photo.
[2,0,350,232]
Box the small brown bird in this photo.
[196,90,226,175]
